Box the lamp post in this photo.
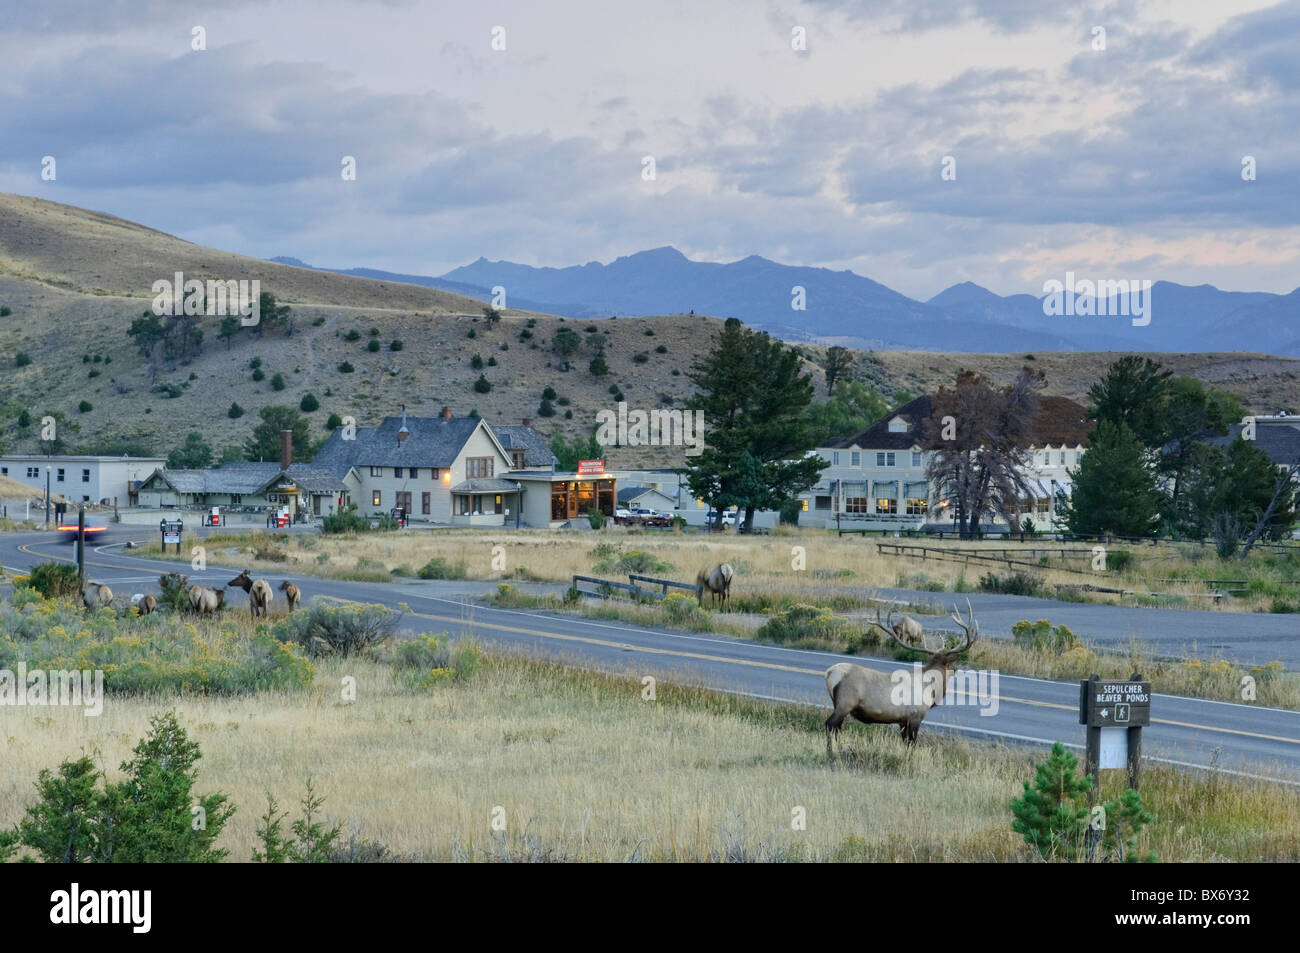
[45,463,51,527]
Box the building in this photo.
[0,454,165,506]
[1205,415,1300,469]
[138,462,349,517]
[616,485,677,512]
[801,394,1092,531]
[312,407,612,527]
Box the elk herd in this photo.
[77,570,303,619]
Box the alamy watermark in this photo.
[0,663,104,716]
[889,664,1000,716]
[595,401,705,457]
[152,271,260,326]
[1042,272,1152,327]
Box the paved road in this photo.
[3,527,1298,784]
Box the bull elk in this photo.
[229,570,273,618]
[279,581,301,612]
[825,600,979,750]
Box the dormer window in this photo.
[887,416,909,433]
[511,450,527,469]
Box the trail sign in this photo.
[160,519,183,553]
[1079,673,1149,790]
[1080,679,1151,727]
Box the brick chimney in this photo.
[522,417,531,428]
[441,405,453,420]
[280,430,293,470]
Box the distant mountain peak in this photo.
[270,255,310,268]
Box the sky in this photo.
[1,0,1297,300]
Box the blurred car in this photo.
[58,523,107,542]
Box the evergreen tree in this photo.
[167,431,214,469]
[1009,742,1092,860]
[1059,420,1160,537]
[684,318,827,531]
[1087,355,1172,448]
[243,406,314,463]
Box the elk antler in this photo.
[948,598,979,653]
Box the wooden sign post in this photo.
[1079,673,1150,791]
[160,519,183,555]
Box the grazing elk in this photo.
[228,569,274,618]
[824,600,979,751]
[868,605,925,647]
[188,585,226,615]
[279,581,301,612]
[82,582,113,611]
[130,593,157,615]
[696,563,734,609]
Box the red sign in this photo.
[577,459,605,475]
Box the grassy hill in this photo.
[1,192,1297,468]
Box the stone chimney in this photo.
[441,405,453,420]
[522,417,532,428]
[279,430,293,470]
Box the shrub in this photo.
[326,413,343,430]
[661,592,712,628]
[321,503,371,534]
[0,306,10,316]
[587,508,606,529]
[390,340,403,351]
[158,571,191,613]
[367,339,380,352]
[474,374,491,393]
[253,778,341,863]
[15,352,32,367]
[756,604,855,647]
[633,352,648,364]
[538,399,556,417]
[228,402,245,418]
[979,570,1043,596]
[1011,619,1078,654]
[487,356,497,367]
[251,357,262,369]
[252,368,265,382]
[338,361,355,373]
[300,393,320,412]
[613,550,673,574]
[418,557,468,580]
[272,602,400,658]
[78,400,93,413]
[470,354,484,369]
[467,328,476,339]
[389,633,481,687]
[21,562,81,601]
[344,328,361,342]
[1106,549,1135,572]
[271,373,286,390]
[542,386,557,400]
[655,344,667,354]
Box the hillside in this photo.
[1,193,1297,471]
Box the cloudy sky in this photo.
[2,0,1297,299]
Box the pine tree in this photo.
[1059,420,1160,537]
[1010,742,1092,860]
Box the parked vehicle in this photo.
[706,509,737,526]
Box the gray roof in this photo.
[313,416,484,476]
[1206,424,1300,466]
[494,425,559,468]
[617,486,671,504]
[142,463,346,496]
[450,478,523,493]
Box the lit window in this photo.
[906,498,928,515]
[875,497,897,514]
[372,491,381,506]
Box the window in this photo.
[814,495,831,510]
[832,452,841,466]
[231,495,242,504]
[466,457,494,479]
[370,466,382,477]
[911,452,921,467]
[57,468,65,482]
[422,492,431,515]
[82,469,90,483]
[395,491,411,513]
[394,468,402,478]
[372,491,382,506]
[844,497,870,514]
[511,450,527,469]
[850,451,860,467]
[886,452,896,467]
[876,452,884,466]
[0,467,6,475]
[493,494,504,515]
[800,499,809,511]
[906,498,928,515]
[876,497,897,514]
[1059,451,1066,465]
[455,495,470,516]
[27,467,39,478]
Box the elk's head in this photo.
[228,570,252,590]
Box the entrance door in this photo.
[395,491,412,515]
[313,495,321,516]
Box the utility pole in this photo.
[77,505,86,593]
[45,462,51,527]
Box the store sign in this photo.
[577,459,605,475]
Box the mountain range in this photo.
[271,248,1300,356]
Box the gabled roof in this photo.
[617,486,672,504]
[313,416,496,475]
[824,394,1093,451]
[494,426,559,468]
[1206,424,1300,466]
[140,463,346,496]
[450,478,522,493]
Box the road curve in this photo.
[2,527,1298,785]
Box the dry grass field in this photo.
[3,652,1297,862]
[160,526,1300,615]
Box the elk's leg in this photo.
[825,714,844,758]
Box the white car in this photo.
[615,507,632,520]
[707,510,737,526]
